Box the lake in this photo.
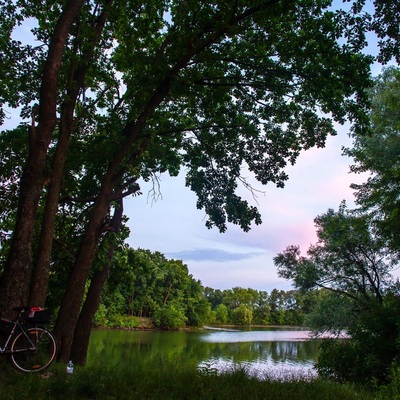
[88,327,320,380]
[87,327,321,381]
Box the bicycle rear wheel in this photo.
[10,327,56,372]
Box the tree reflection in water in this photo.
[89,328,323,380]
[198,340,319,381]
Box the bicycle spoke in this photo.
[10,328,56,372]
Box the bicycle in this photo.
[0,306,57,372]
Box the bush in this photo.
[120,315,140,329]
[232,305,252,325]
[207,310,217,325]
[316,339,361,383]
[185,298,211,327]
[215,304,228,324]
[316,295,400,384]
[97,313,139,329]
[375,365,400,400]
[93,304,108,327]
[154,304,187,329]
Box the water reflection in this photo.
[88,328,321,380]
[197,330,319,380]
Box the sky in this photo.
[125,129,369,292]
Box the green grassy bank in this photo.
[0,359,377,400]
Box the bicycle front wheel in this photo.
[10,327,56,372]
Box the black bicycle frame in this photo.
[0,320,36,354]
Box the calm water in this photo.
[87,327,321,380]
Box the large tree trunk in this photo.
[53,184,113,362]
[69,254,112,365]
[70,200,123,365]
[0,141,49,315]
[0,0,84,316]
[28,116,73,307]
[29,3,111,307]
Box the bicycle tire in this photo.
[10,327,56,372]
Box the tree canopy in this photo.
[94,246,311,329]
[274,202,399,304]
[347,67,400,252]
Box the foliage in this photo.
[347,67,400,253]
[154,302,187,330]
[104,314,139,329]
[0,126,27,255]
[95,247,320,329]
[375,366,400,400]
[0,361,375,400]
[252,290,270,324]
[93,304,108,327]
[204,287,224,309]
[316,338,368,384]
[316,294,400,385]
[205,286,308,326]
[307,67,400,385]
[268,289,289,325]
[304,290,355,336]
[99,247,211,329]
[215,304,229,324]
[280,69,400,385]
[0,0,374,242]
[185,296,211,327]
[368,1,400,64]
[232,304,253,325]
[274,202,398,304]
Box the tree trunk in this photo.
[29,121,73,307]
[69,254,112,365]
[29,3,111,307]
[70,200,123,365]
[163,282,173,305]
[0,142,49,315]
[0,0,84,316]
[53,183,113,362]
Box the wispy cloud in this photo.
[166,248,264,262]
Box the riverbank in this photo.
[100,317,307,332]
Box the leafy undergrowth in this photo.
[0,358,376,400]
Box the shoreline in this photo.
[94,317,308,332]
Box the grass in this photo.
[0,357,376,400]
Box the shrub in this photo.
[316,295,400,384]
[102,313,139,329]
[154,303,187,329]
[93,304,108,327]
[215,304,229,324]
[232,305,252,325]
[375,365,400,400]
[316,339,361,382]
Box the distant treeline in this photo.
[90,247,320,329]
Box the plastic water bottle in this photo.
[66,360,74,374]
